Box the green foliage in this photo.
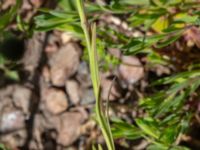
[0,0,22,81]
[0,0,22,32]
[34,0,200,149]
[34,8,82,36]
[111,119,143,140]
[112,70,199,149]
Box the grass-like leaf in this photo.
[76,0,115,149]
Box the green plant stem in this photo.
[76,0,115,150]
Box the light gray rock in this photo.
[81,89,95,105]
[0,110,25,133]
[101,76,120,101]
[57,112,86,146]
[50,43,81,87]
[12,85,31,114]
[65,80,81,105]
[44,88,68,115]
[119,56,144,84]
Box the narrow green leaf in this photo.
[112,119,143,140]
[156,32,182,48]
[118,0,150,5]
[136,118,160,139]
[0,0,22,31]
[5,70,19,81]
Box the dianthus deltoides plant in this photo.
[76,0,115,150]
[34,0,200,149]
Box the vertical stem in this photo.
[76,0,115,150]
